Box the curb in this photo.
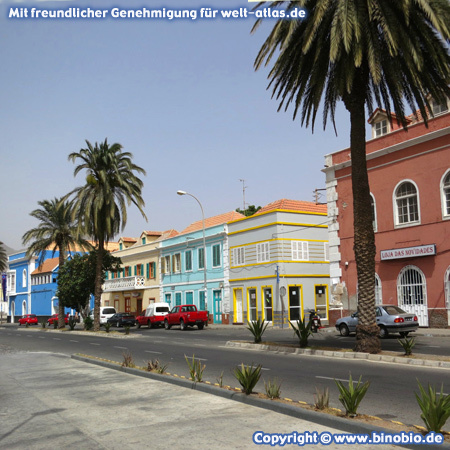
[225,341,450,369]
[71,354,450,449]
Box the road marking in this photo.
[145,350,162,355]
[153,340,163,343]
[261,367,270,371]
[421,345,441,348]
[26,335,32,337]
[90,343,100,346]
[316,376,351,383]
[193,344,206,347]
[70,340,79,343]
[114,346,128,349]
[187,357,207,361]
[53,338,61,341]
[192,338,206,341]
[39,337,46,339]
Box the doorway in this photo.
[288,285,303,322]
[233,288,243,323]
[213,289,222,324]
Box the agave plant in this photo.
[291,317,313,348]
[247,318,269,343]
[233,363,262,395]
[415,380,450,433]
[335,374,370,416]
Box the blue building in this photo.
[160,211,243,324]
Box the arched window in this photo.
[22,300,27,315]
[370,194,377,232]
[441,170,450,219]
[394,181,420,226]
[375,274,382,305]
[22,269,27,288]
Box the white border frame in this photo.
[392,179,421,228]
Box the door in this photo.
[263,287,273,322]
[199,290,206,311]
[136,298,142,316]
[114,299,119,311]
[234,288,243,323]
[11,301,15,323]
[248,288,257,322]
[213,290,222,324]
[175,292,182,306]
[288,285,302,322]
[125,298,131,313]
[397,266,428,326]
[185,291,194,305]
[314,285,328,320]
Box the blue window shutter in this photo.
[146,263,149,278]
[134,265,137,276]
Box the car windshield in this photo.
[103,308,116,314]
[382,305,407,315]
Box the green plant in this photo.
[25,322,30,328]
[264,378,281,399]
[216,371,224,388]
[103,322,112,333]
[291,317,313,348]
[233,363,262,395]
[335,374,370,416]
[185,355,206,383]
[52,320,58,329]
[247,318,269,343]
[68,318,77,330]
[397,336,416,356]
[314,386,330,410]
[124,325,131,335]
[415,380,450,433]
[84,316,93,331]
[121,351,135,368]
[146,359,169,374]
[41,321,46,329]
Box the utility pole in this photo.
[239,179,247,212]
[313,188,327,204]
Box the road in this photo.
[1,324,449,427]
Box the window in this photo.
[6,271,16,294]
[198,248,204,269]
[441,171,450,219]
[291,241,309,261]
[22,269,27,288]
[232,247,245,266]
[256,242,270,263]
[375,273,382,305]
[370,194,377,232]
[431,98,448,115]
[163,256,171,274]
[165,293,172,305]
[142,237,146,245]
[185,250,192,271]
[395,181,420,225]
[263,287,273,321]
[172,253,181,273]
[374,119,388,137]
[212,244,221,267]
[119,243,123,250]
[175,292,182,306]
[248,288,257,321]
[146,262,156,279]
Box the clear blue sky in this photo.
[1,0,361,250]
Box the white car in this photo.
[89,307,117,324]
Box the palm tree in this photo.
[253,0,450,353]
[22,198,91,328]
[68,139,147,331]
[0,241,8,273]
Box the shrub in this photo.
[146,359,169,374]
[314,386,330,410]
[25,322,29,328]
[335,373,370,416]
[264,378,281,399]
[233,363,262,395]
[216,371,224,388]
[247,318,269,343]
[84,316,93,331]
[397,336,416,356]
[121,351,135,368]
[124,325,131,335]
[185,355,206,383]
[68,318,77,330]
[52,320,58,329]
[103,323,112,333]
[41,321,46,329]
[415,380,450,433]
[291,317,313,348]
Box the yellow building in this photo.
[102,230,178,315]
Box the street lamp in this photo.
[177,190,208,313]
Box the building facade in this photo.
[324,100,450,327]
[160,211,243,324]
[228,199,330,327]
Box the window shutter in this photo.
[146,263,149,278]
[152,262,156,278]
[134,265,137,276]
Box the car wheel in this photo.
[339,324,350,337]
[180,320,186,331]
[197,323,204,330]
[147,320,152,329]
[399,331,409,338]
[164,320,171,330]
[379,325,388,338]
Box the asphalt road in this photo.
[1,325,449,428]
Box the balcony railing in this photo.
[103,276,146,292]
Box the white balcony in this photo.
[103,276,146,292]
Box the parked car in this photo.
[164,305,208,330]
[88,307,117,324]
[335,305,419,338]
[18,314,38,326]
[107,313,136,328]
[135,303,170,328]
[47,313,70,326]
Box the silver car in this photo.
[335,305,419,338]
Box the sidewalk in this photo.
[0,351,412,450]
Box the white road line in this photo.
[39,337,45,339]
[193,344,206,347]
[261,367,270,371]
[53,338,61,341]
[153,340,163,343]
[186,357,207,361]
[316,376,351,382]
[70,340,79,343]
[421,345,441,348]
[145,350,162,355]
[26,335,32,337]
[90,343,100,346]
[114,346,128,349]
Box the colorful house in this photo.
[160,211,244,324]
[228,199,330,327]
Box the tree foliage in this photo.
[57,250,121,317]
[236,205,262,217]
[0,242,7,273]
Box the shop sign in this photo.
[380,244,436,261]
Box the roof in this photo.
[31,257,59,275]
[180,211,245,235]
[255,199,327,215]
[142,231,163,237]
[119,237,138,243]
[156,229,180,241]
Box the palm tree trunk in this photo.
[58,252,65,329]
[93,241,104,332]
[345,81,381,354]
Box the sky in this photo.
[0,0,362,251]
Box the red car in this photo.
[18,314,38,326]
[47,313,70,326]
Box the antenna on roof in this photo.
[313,188,327,205]
[239,179,247,212]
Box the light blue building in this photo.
[160,211,243,324]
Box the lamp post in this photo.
[177,190,208,314]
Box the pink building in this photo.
[324,99,450,328]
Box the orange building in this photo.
[324,99,450,328]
